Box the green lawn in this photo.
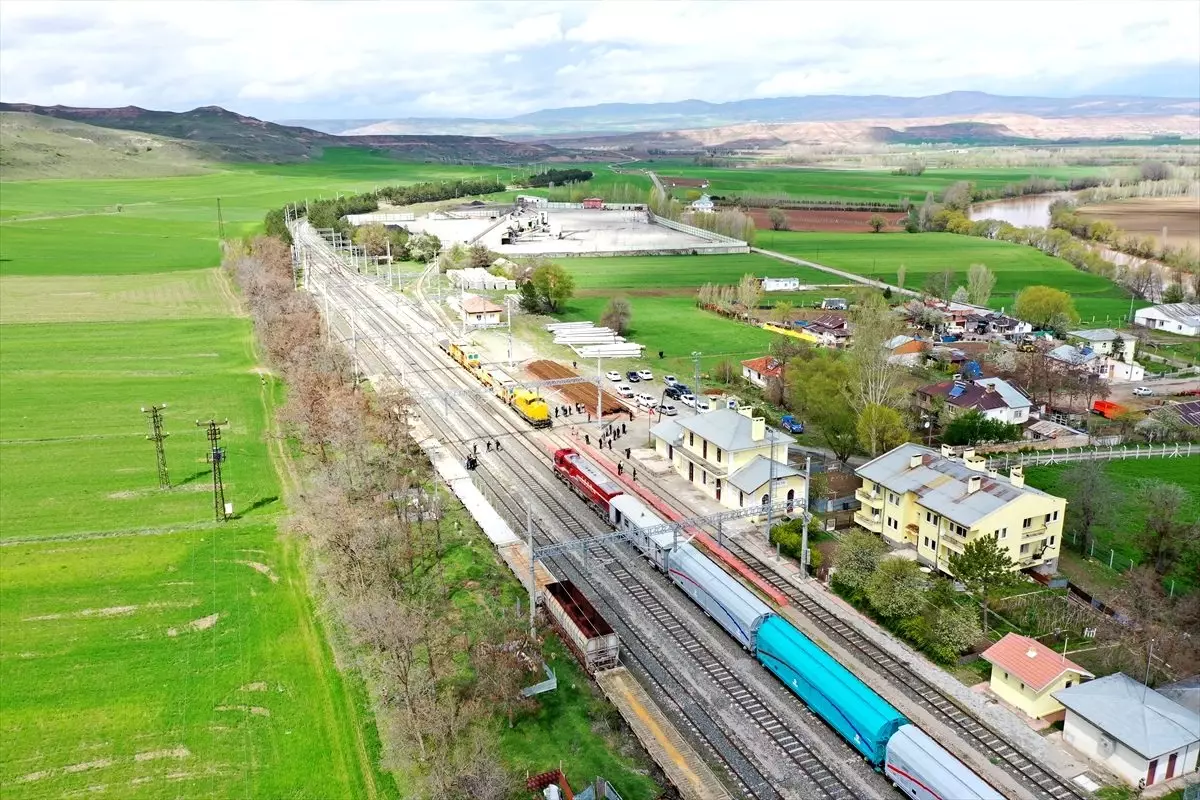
[646,165,1113,203]
[765,231,1146,320]
[564,253,834,291]
[1024,457,1200,592]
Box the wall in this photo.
[647,211,748,246]
[1063,712,1151,786]
[987,667,1081,719]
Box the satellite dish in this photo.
[1097,735,1115,758]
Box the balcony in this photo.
[854,511,883,533]
[855,488,883,508]
[1022,524,1048,541]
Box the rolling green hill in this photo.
[0,112,213,180]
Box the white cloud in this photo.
[0,0,1195,120]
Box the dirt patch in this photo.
[660,176,709,188]
[215,704,271,717]
[134,747,190,762]
[63,759,113,774]
[1078,197,1200,252]
[527,360,627,416]
[25,605,138,622]
[236,560,280,583]
[747,207,908,233]
[167,612,219,637]
[238,681,268,693]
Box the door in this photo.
[786,489,795,513]
[1166,753,1177,780]
[715,480,721,503]
[688,462,694,483]
[1146,759,1158,786]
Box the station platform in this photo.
[594,667,731,800]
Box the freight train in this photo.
[437,337,552,428]
[553,447,1004,800]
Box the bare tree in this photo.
[1059,462,1116,555]
[600,297,632,334]
[736,273,763,315]
[1138,480,1199,574]
[849,294,906,412]
[767,207,788,231]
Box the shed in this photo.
[582,197,604,209]
[1054,672,1200,788]
[980,633,1092,721]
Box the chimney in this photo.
[961,447,976,461]
[738,406,754,421]
[965,454,987,472]
[984,383,995,393]
[967,474,982,494]
[909,453,923,469]
[940,443,955,459]
[751,416,766,442]
[1026,645,1038,659]
[1010,465,1025,488]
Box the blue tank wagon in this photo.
[665,542,774,651]
[755,615,907,764]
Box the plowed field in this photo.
[747,207,907,233]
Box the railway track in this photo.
[605,453,1088,800]
[296,226,876,798]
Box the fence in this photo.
[984,441,1197,469]
[345,212,416,225]
[646,211,748,247]
[1064,530,1186,597]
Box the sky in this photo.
[1,0,1198,121]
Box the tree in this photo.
[600,297,632,335]
[1162,283,1186,304]
[530,262,575,312]
[468,243,495,269]
[772,300,794,325]
[517,279,540,313]
[907,301,947,332]
[856,403,909,457]
[947,534,1016,630]
[832,531,887,596]
[941,409,1023,445]
[767,207,788,231]
[849,293,906,411]
[713,359,737,384]
[966,263,996,307]
[896,264,907,289]
[736,273,763,313]
[1137,480,1199,574]
[923,269,956,301]
[408,231,442,263]
[951,286,970,303]
[1139,160,1171,181]
[1013,285,1079,329]
[869,214,886,233]
[1059,462,1116,556]
[941,180,974,212]
[866,558,928,619]
[921,599,982,664]
[353,222,391,257]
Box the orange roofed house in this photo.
[461,294,505,327]
[981,633,1093,722]
[741,356,783,389]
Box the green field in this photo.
[1024,457,1200,591]
[649,165,1113,203]
[566,253,833,291]
[766,232,1146,320]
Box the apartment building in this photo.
[854,443,1066,575]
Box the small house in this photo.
[740,356,783,388]
[761,277,801,292]
[691,194,715,213]
[1067,328,1137,363]
[820,298,848,311]
[1055,672,1200,788]
[582,197,605,210]
[980,633,1093,722]
[461,295,505,326]
[1134,303,1200,337]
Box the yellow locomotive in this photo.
[438,338,551,429]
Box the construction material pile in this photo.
[527,360,626,416]
[545,321,644,358]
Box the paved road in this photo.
[751,246,920,298]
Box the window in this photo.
[702,470,707,485]
[1003,671,1008,680]
[703,441,708,459]
[995,527,1008,539]
[888,492,899,504]
[1020,543,1030,554]
[1023,517,1033,528]
[716,447,722,463]
[1065,680,1073,689]
[689,432,694,446]
[1049,536,1055,546]
[1019,682,1025,691]
[925,510,938,525]
[1052,510,1059,521]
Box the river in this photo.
[968,192,1075,228]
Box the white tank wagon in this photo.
[544,580,619,673]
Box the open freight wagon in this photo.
[544,580,619,673]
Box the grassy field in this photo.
[565,252,833,291]
[1024,457,1200,592]
[765,232,1147,320]
[648,165,1112,203]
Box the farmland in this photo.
[647,164,1113,203]
[765,231,1147,321]
[1077,196,1200,252]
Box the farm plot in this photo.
[767,231,1146,320]
[0,269,243,323]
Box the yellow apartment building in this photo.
[853,443,1066,575]
[981,633,1093,722]
[650,407,806,513]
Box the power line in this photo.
[141,403,170,489]
[197,419,230,521]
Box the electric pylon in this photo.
[197,419,230,521]
[141,404,171,489]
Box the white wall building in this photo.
[1134,303,1200,337]
[1055,673,1199,789]
[460,294,505,327]
[761,277,801,292]
[1048,344,1146,383]
[691,195,715,213]
[1067,328,1137,363]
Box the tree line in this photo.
[226,236,537,798]
[519,168,594,188]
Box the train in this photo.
[553,446,1005,800]
[437,337,552,428]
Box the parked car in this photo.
[1133,386,1154,396]
[626,370,641,383]
[695,397,712,411]
[605,371,621,382]
[636,369,654,381]
[635,393,656,407]
[663,375,678,386]
[680,393,696,407]
[664,385,684,400]
[780,414,805,433]
[656,403,678,416]
[615,384,634,398]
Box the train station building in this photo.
[649,407,805,513]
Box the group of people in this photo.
[583,423,637,481]
[465,438,503,470]
[554,403,587,419]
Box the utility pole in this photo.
[800,454,812,577]
[691,351,702,410]
[596,356,603,425]
[527,503,537,641]
[197,419,230,521]
[765,428,777,543]
[216,198,226,241]
[142,404,170,489]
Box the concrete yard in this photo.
[482,209,719,256]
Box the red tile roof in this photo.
[740,356,782,378]
[462,296,505,314]
[982,633,1093,692]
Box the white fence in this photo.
[646,211,748,247]
[985,441,1197,469]
[345,212,416,226]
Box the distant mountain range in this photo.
[285,91,1200,138]
[0,103,562,164]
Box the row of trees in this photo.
[227,236,532,797]
[519,168,593,188]
[917,262,997,307]
[648,188,757,242]
[695,273,765,317]
[351,222,442,263]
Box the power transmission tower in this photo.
[197,419,230,521]
[141,404,170,489]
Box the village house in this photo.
[854,444,1065,575]
[1055,673,1200,789]
[1134,302,1200,337]
[1066,328,1137,363]
[690,194,715,213]
[460,294,505,327]
[966,311,1034,340]
[1047,343,1145,383]
[885,334,927,365]
[980,633,1093,722]
[740,356,783,388]
[916,376,1033,425]
[649,407,805,513]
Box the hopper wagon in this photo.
[544,580,619,673]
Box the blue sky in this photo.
[1,0,1197,120]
